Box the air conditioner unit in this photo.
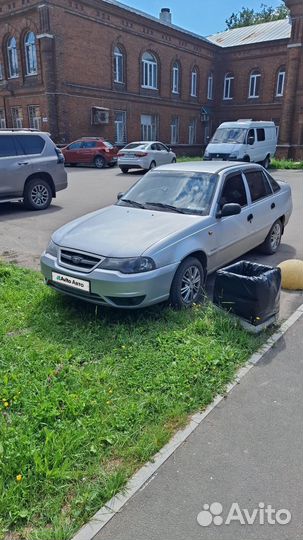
[92,107,110,125]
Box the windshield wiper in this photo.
[120,199,146,209]
[145,202,185,213]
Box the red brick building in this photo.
[0,0,302,158]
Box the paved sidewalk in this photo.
[93,314,303,540]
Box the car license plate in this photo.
[52,272,90,293]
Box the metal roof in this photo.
[207,19,291,47]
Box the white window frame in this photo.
[28,105,41,129]
[114,46,124,83]
[172,62,180,94]
[11,107,23,128]
[142,52,157,89]
[207,73,214,100]
[0,63,3,81]
[114,111,127,144]
[249,71,261,98]
[191,68,198,97]
[25,32,37,76]
[276,69,285,97]
[0,109,6,128]
[7,36,19,78]
[188,119,197,145]
[141,114,157,141]
[170,116,179,144]
[223,73,234,100]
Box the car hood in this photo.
[52,205,202,257]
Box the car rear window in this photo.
[124,143,148,150]
[0,135,18,157]
[15,135,45,155]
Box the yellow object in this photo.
[278,259,303,290]
[16,474,23,482]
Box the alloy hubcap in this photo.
[270,223,281,250]
[31,185,49,206]
[180,265,201,304]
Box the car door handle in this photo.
[271,202,276,209]
[18,162,29,165]
[247,213,254,222]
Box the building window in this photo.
[172,62,180,94]
[249,70,261,98]
[141,114,157,140]
[114,111,127,144]
[188,119,197,144]
[223,73,234,100]
[28,105,41,129]
[25,32,37,75]
[7,37,19,78]
[190,68,198,97]
[170,116,179,144]
[207,72,213,100]
[11,107,23,128]
[0,109,6,128]
[0,63,3,80]
[276,69,285,97]
[142,52,158,89]
[114,46,124,83]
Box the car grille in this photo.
[209,153,230,159]
[59,249,103,272]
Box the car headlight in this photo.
[45,239,59,257]
[99,256,155,274]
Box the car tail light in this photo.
[135,152,148,157]
[117,152,125,157]
[55,147,65,164]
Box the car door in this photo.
[80,141,96,164]
[0,135,31,197]
[64,141,83,164]
[157,142,171,165]
[149,143,158,166]
[246,128,257,162]
[212,171,254,269]
[243,168,280,245]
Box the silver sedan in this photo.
[117,141,176,173]
[41,162,292,309]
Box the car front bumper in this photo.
[41,253,178,309]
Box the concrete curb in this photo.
[71,302,303,540]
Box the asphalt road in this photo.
[0,167,302,317]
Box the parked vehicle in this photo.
[117,141,176,173]
[0,129,67,210]
[41,162,292,310]
[62,137,118,168]
[204,120,277,168]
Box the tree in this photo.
[225,3,289,29]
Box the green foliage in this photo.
[226,3,289,29]
[0,263,264,539]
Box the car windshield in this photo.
[117,170,219,215]
[211,128,247,144]
[124,143,149,150]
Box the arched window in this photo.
[249,70,261,98]
[207,72,214,100]
[223,72,234,99]
[7,37,19,78]
[190,67,198,97]
[276,68,286,97]
[25,32,37,75]
[172,62,180,94]
[142,52,157,89]
[114,46,124,83]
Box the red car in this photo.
[62,137,118,168]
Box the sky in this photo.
[115,0,285,36]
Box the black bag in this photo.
[213,261,281,325]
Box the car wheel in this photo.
[23,178,52,211]
[170,257,204,309]
[262,155,270,169]
[149,161,156,170]
[120,167,129,174]
[94,155,106,169]
[258,219,282,254]
[171,157,177,164]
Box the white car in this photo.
[117,141,176,173]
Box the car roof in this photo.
[0,129,48,136]
[154,161,264,174]
[125,141,164,145]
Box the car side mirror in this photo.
[248,136,254,145]
[117,192,124,200]
[216,203,241,218]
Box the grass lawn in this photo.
[178,156,303,169]
[0,263,265,540]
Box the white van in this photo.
[204,120,277,168]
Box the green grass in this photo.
[0,263,265,540]
[177,156,303,169]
